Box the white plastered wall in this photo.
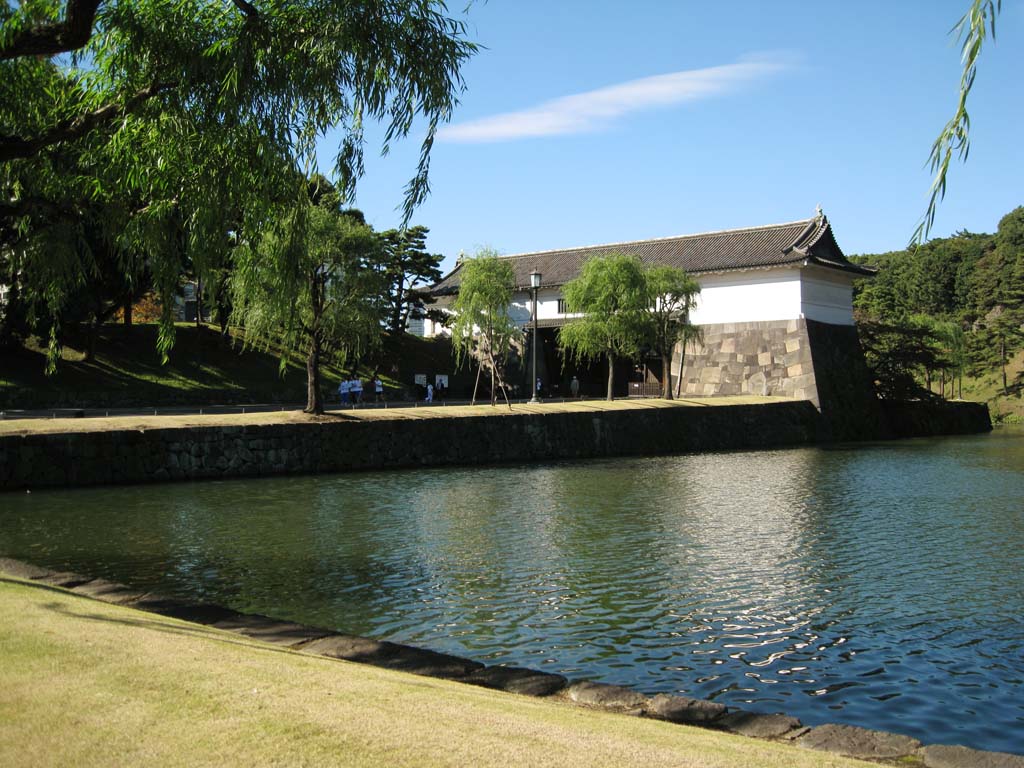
[690,268,804,325]
[423,265,857,337]
[799,266,855,326]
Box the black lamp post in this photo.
[529,270,541,403]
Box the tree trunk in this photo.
[195,276,202,328]
[305,271,324,415]
[661,351,672,400]
[123,293,133,326]
[1001,337,1008,394]
[606,351,615,401]
[306,338,323,414]
[490,362,496,406]
[84,318,98,362]
[471,360,482,405]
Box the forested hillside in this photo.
[851,206,1024,421]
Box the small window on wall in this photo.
[557,298,567,315]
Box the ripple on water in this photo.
[1,430,1023,754]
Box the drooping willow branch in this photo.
[912,0,1001,246]
[0,80,175,163]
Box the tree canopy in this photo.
[229,179,386,414]
[448,250,520,406]
[559,253,650,401]
[643,265,701,400]
[852,204,1024,398]
[378,225,444,335]
[1,0,476,369]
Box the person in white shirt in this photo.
[426,383,434,403]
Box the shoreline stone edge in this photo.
[0,399,991,491]
[2,556,1020,768]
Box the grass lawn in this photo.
[0,324,469,410]
[0,396,796,436]
[0,574,873,768]
[959,348,1024,424]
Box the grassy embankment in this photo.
[959,348,1024,424]
[0,574,872,768]
[0,324,470,410]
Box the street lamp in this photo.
[529,270,541,404]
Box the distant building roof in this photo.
[432,211,874,295]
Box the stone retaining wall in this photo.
[0,401,821,491]
[0,398,993,492]
[678,319,818,401]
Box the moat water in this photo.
[2,427,1022,754]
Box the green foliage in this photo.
[229,183,386,413]
[857,316,945,400]
[448,250,521,403]
[854,204,1024,400]
[643,264,701,399]
[1,1,476,371]
[915,0,1001,244]
[378,225,443,335]
[559,254,650,400]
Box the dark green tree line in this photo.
[853,205,1024,397]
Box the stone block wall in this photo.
[676,320,820,403]
[0,402,822,491]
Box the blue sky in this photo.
[317,0,1024,274]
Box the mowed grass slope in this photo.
[0,325,466,410]
[0,575,872,768]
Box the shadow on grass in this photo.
[2,576,324,661]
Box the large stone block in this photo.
[645,693,727,724]
[700,366,723,384]
[565,681,648,711]
[797,724,921,759]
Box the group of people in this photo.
[338,376,384,404]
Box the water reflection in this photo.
[1,428,1022,753]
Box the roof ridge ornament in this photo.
[815,203,823,218]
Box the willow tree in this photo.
[0,1,476,369]
[230,184,386,415]
[915,0,1001,244]
[449,250,520,407]
[559,254,650,401]
[644,265,701,400]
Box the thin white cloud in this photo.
[439,53,794,143]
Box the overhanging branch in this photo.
[0,80,175,163]
[0,0,103,61]
[230,0,259,19]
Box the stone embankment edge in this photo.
[0,399,992,491]
[2,557,1019,768]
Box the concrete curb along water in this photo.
[2,557,1020,767]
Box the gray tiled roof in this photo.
[432,213,874,294]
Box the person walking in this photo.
[351,376,363,404]
[570,376,580,398]
[426,382,434,403]
[374,376,384,402]
[339,378,350,404]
